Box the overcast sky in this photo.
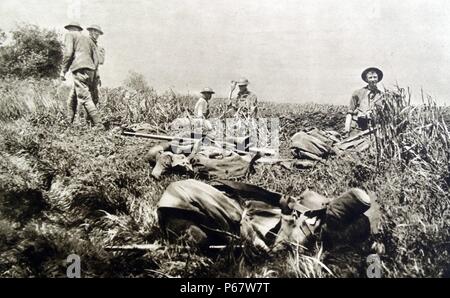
[1,0,450,105]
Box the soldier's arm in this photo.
[348,91,360,115]
[91,42,99,69]
[345,92,359,133]
[228,81,237,107]
[249,94,258,117]
[61,33,75,75]
[98,46,105,65]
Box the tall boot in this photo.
[67,87,78,124]
[84,100,101,126]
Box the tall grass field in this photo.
[0,77,448,277]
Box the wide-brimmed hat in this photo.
[64,22,83,31]
[200,87,215,94]
[236,77,249,86]
[87,25,104,35]
[361,67,383,83]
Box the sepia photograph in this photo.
[0,0,448,283]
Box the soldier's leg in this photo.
[85,81,99,123]
[67,84,78,124]
[91,74,100,106]
[73,69,101,126]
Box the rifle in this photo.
[122,131,277,157]
[336,127,377,146]
[104,243,244,251]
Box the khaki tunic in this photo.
[234,90,258,118]
[348,86,382,118]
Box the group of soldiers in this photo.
[194,67,383,137]
[189,77,259,123]
[61,19,383,137]
[61,21,105,128]
[59,21,384,251]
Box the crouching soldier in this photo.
[194,87,214,119]
[228,77,258,119]
[61,22,102,127]
[344,67,384,137]
[192,87,215,133]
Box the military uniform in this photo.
[194,96,209,118]
[62,29,100,125]
[90,39,105,106]
[234,90,258,118]
[86,25,105,107]
[346,67,384,133]
[348,86,381,131]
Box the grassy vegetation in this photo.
[0,77,448,277]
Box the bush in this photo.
[0,29,6,46]
[0,24,63,79]
[0,74,449,277]
[123,71,153,93]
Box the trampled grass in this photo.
[0,77,448,277]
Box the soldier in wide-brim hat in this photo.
[228,77,258,119]
[86,24,104,35]
[344,67,384,136]
[61,21,102,127]
[361,67,383,84]
[200,87,215,95]
[236,77,249,86]
[86,25,105,107]
[64,21,83,31]
[194,87,215,119]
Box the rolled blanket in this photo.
[191,148,253,179]
[290,130,336,161]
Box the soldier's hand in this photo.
[230,81,237,91]
[228,103,236,110]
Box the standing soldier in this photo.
[86,25,105,107]
[344,67,383,136]
[228,77,258,119]
[61,21,101,127]
[61,22,82,124]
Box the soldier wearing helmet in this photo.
[228,77,258,119]
[86,25,105,107]
[61,21,102,127]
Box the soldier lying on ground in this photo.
[157,179,380,254]
[145,137,262,180]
